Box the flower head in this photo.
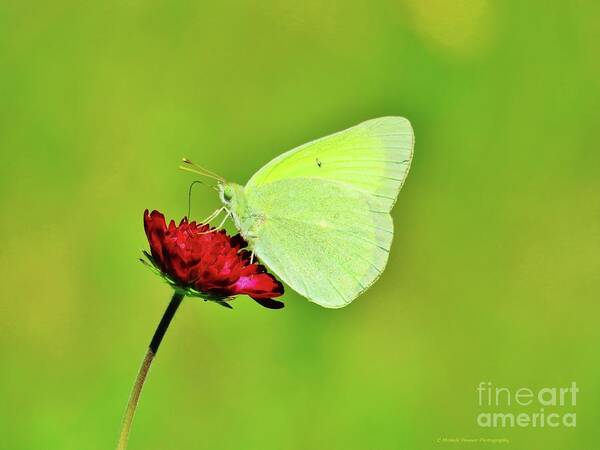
[142,210,284,309]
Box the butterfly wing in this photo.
[244,117,414,308]
[246,117,414,211]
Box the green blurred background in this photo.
[1,1,598,449]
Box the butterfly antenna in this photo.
[187,180,208,218]
[180,161,221,181]
[180,158,225,183]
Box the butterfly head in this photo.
[218,182,245,209]
[218,182,248,234]
[219,183,234,204]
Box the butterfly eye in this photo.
[222,186,234,202]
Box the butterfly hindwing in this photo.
[245,178,392,307]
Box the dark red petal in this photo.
[238,250,253,265]
[165,249,192,283]
[239,264,260,277]
[252,298,285,309]
[144,210,167,268]
[255,265,268,273]
[231,273,284,299]
[230,234,248,249]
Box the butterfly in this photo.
[182,117,414,308]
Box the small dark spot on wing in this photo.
[316,157,322,168]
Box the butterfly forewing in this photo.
[246,117,414,212]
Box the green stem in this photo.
[116,292,184,450]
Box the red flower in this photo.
[143,210,284,309]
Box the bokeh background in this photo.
[1,1,599,449]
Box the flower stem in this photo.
[116,292,184,450]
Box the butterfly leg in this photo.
[199,206,225,225]
[198,208,231,234]
[214,208,231,229]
